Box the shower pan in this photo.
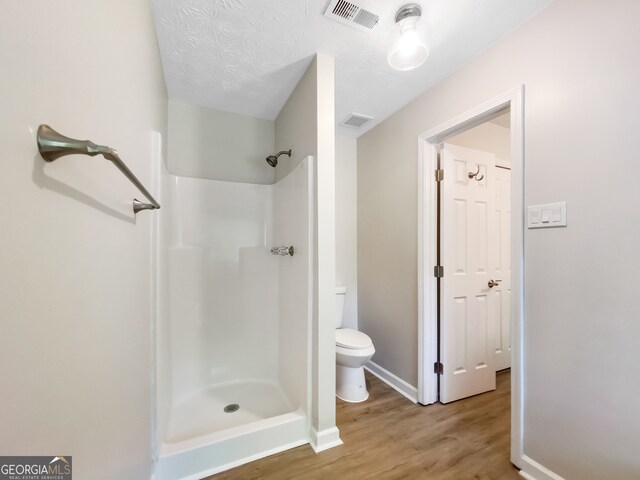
[155,157,314,479]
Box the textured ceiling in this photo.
[151,0,553,137]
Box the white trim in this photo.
[309,426,343,453]
[364,361,418,403]
[509,86,525,469]
[179,439,309,480]
[416,132,439,406]
[519,473,536,480]
[518,456,567,480]
[417,86,525,468]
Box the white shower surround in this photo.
[155,158,314,479]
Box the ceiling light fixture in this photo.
[387,4,429,71]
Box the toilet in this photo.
[335,287,375,403]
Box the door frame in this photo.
[417,85,524,467]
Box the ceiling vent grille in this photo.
[324,0,380,33]
[342,113,373,128]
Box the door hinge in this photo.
[433,265,444,278]
[434,169,444,182]
[434,362,443,375]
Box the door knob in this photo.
[271,245,294,256]
[488,279,502,288]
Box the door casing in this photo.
[417,85,524,468]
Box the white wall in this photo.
[275,158,312,413]
[358,0,640,478]
[335,135,358,330]
[168,101,275,184]
[0,1,167,479]
[275,58,318,182]
[448,121,510,164]
[276,54,339,448]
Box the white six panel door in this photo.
[490,166,511,371]
[440,144,496,404]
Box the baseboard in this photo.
[310,426,343,453]
[518,455,566,480]
[364,361,418,403]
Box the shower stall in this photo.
[155,157,314,479]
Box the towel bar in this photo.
[37,124,160,214]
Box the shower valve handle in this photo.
[271,246,294,256]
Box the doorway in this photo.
[417,86,524,465]
[437,116,511,403]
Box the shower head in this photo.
[266,149,291,168]
[266,155,278,168]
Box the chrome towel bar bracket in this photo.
[36,124,160,214]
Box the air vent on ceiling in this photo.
[324,0,380,33]
[342,113,373,128]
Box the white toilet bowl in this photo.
[335,328,375,403]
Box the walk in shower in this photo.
[155,157,314,479]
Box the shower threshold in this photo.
[157,380,307,480]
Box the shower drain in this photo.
[224,403,240,413]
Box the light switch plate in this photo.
[528,202,567,229]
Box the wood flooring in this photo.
[207,370,519,480]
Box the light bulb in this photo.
[398,27,420,56]
[388,4,429,71]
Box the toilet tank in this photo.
[335,286,347,329]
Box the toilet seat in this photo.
[336,328,372,350]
